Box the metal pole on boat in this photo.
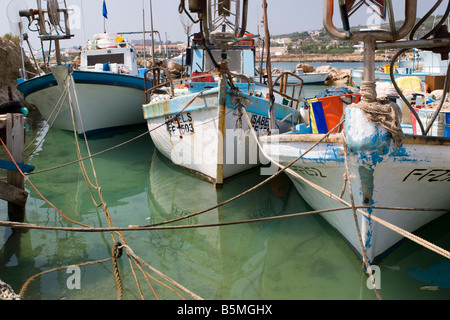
[54,39,62,66]
[262,0,275,132]
[216,62,228,186]
[142,0,146,62]
[363,37,376,84]
[18,21,27,80]
[149,0,156,66]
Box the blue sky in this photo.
[1,0,448,48]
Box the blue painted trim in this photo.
[17,73,58,97]
[72,70,151,91]
[144,84,298,123]
[0,159,35,173]
[17,70,151,98]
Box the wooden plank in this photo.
[0,159,35,173]
[0,115,6,130]
[0,180,28,206]
[6,113,26,221]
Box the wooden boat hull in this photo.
[261,107,450,263]
[143,86,302,183]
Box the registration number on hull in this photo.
[166,112,194,135]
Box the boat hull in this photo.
[351,69,428,87]
[143,86,302,182]
[17,66,149,136]
[272,72,329,85]
[261,107,450,264]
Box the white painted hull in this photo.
[272,72,329,84]
[351,69,428,87]
[261,107,450,263]
[144,87,301,182]
[18,66,147,136]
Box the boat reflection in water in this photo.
[146,150,368,299]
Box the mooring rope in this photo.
[239,108,450,262]
[0,137,93,229]
[24,77,70,159]
[341,133,382,300]
[4,68,449,300]
[1,205,447,232]
[19,257,112,297]
[111,241,124,300]
[120,244,203,300]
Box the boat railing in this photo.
[271,71,304,110]
[143,67,225,103]
[144,66,175,103]
[81,40,131,51]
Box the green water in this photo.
[1,107,449,300]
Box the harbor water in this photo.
[0,62,449,300]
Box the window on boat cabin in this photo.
[204,49,243,74]
[87,53,125,66]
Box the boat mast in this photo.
[142,0,146,62]
[149,0,156,66]
[262,0,275,133]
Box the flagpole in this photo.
[103,0,107,33]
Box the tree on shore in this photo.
[2,33,20,46]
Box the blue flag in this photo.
[102,0,108,19]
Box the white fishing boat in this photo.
[272,68,330,85]
[261,0,450,264]
[15,1,151,137]
[352,51,450,87]
[143,1,305,184]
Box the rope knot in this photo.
[112,242,123,259]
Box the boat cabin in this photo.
[185,32,256,82]
[79,33,139,76]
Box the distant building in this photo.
[134,43,186,57]
[354,42,364,53]
[273,37,292,46]
[64,48,81,57]
[308,30,321,37]
[270,46,288,56]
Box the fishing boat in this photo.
[14,1,151,137]
[271,68,330,85]
[260,0,450,264]
[351,50,450,87]
[142,1,305,184]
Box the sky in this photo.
[1,0,449,49]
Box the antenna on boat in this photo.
[149,0,156,67]
[184,0,257,60]
[6,0,29,79]
[17,0,73,67]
